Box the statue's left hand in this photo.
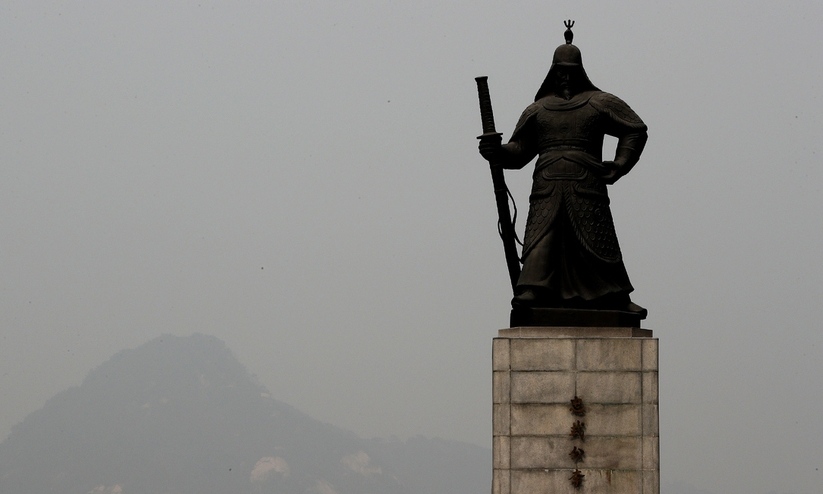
[600,161,622,185]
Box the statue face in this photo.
[554,66,571,88]
[553,66,574,99]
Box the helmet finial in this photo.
[564,20,575,44]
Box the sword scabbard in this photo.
[475,76,522,291]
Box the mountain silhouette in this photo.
[0,334,489,494]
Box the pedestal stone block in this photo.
[510,338,576,370]
[583,405,642,436]
[577,372,642,403]
[511,469,641,494]
[493,327,659,494]
[511,372,575,403]
[510,404,572,435]
[576,339,642,371]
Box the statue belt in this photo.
[535,148,600,179]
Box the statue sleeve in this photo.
[500,104,539,169]
[591,92,648,181]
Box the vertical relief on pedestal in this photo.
[641,338,660,494]
[642,369,659,438]
[492,337,511,493]
[642,372,658,404]
[641,337,659,438]
[494,436,511,469]
[493,468,511,494]
[494,371,511,404]
[643,469,660,494]
[642,404,659,438]
[493,338,512,437]
[493,338,511,371]
[642,436,659,470]
[642,339,658,371]
[494,403,511,436]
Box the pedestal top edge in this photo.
[498,327,653,338]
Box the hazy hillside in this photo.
[0,334,489,494]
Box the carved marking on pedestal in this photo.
[568,396,586,489]
[569,446,586,463]
[570,420,586,442]
[570,396,586,417]
[570,469,585,489]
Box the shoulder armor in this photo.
[511,102,541,136]
[590,92,646,130]
[520,101,541,120]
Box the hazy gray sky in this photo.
[1,1,821,493]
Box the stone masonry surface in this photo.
[493,329,659,494]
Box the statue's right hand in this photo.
[478,135,503,162]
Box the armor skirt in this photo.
[518,179,633,302]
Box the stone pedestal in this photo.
[493,327,659,494]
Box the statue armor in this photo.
[512,91,646,265]
[501,64,647,305]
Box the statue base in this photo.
[493,326,659,494]
[510,307,644,328]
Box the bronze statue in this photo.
[478,21,647,318]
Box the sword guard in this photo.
[477,132,502,140]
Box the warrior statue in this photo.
[478,22,647,317]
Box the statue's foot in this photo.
[599,294,648,318]
[511,288,538,308]
[623,301,648,319]
[569,293,648,319]
[512,288,564,308]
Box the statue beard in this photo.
[556,79,574,100]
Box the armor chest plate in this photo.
[533,102,605,157]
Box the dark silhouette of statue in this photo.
[479,22,647,318]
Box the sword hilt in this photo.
[475,76,502,140]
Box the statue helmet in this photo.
[553,21,582,66]
[551,44,582,67]
[534,20,599,101]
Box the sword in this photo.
[475,76,521,291]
